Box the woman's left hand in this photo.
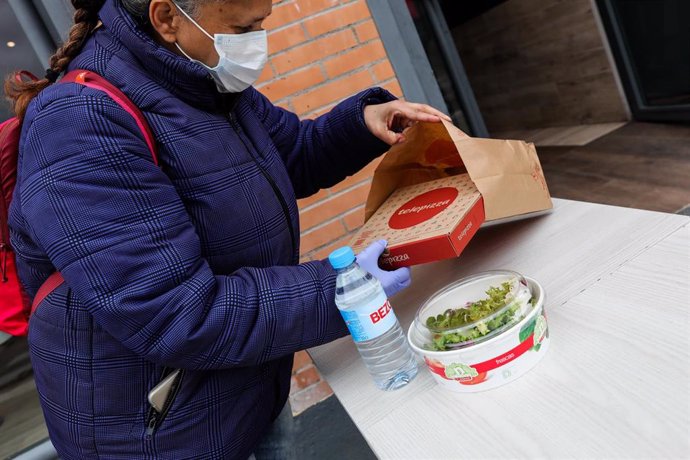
[364,100,452,145]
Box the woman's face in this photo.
[150,0,272,66]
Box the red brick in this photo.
[268,23,308,55]
[323,40,387,79]
[302,102,338,119]
[371,59,395,83]
[253,0,392,271]
[300,220,347,254]
[292,69,375,114]
[295,0,337,17]
[265,3,303,30]
[290,366,321,394]
[259,65,324,102]
[297,188,330,210]
[309,234,354,261]
[289,380,333,415]
[272,29,357,75]
[381,79,403,97]
[303,2,371,37]
[343,205,366,231]
[328,157,380,194]
[255,62,275,85]
[354,19,379,43]
[292,350,313,372]
[300,182,370,231]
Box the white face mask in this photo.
[173,2,268,93]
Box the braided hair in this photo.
[4,0,105,120]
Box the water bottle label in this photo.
[340,293,398,342]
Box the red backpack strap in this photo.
[62,69,159,165]
[31,272,65,314]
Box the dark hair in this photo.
[122,0,205,22]
[3,0,105,120]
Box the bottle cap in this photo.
[328,246,356,269]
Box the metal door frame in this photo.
[7,0,72,66]
[367,0,489,137]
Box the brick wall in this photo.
[256,0,401,414]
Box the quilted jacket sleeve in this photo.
[250,87,396,198]
[18,91,348,370]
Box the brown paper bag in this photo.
[365,120,552,223]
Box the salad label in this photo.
[534,315,547,344]
[339,290,397,342]
[472,332,536,373]
[444,363,478,380]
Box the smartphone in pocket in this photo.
[147,369,182,412]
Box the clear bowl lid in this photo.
[413,270,534,351]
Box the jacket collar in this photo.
[97,0,238,112]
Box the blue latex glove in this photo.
[356,240,412,297]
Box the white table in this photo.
[310,199,690,459]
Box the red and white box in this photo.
[348,120,553,269]
[350,174,485,269]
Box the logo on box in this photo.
[388,187,459,229]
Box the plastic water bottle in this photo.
[328,246,418,391]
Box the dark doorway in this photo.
[411,0,631,135]
[597,0,690,122]
[405,0,489,137]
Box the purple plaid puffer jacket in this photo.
[8,0,393,458]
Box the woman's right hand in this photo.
[356,240,412,297]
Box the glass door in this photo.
[597,0,690,122]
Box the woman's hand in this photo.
[356,240,411,298]
[364,100,451,145]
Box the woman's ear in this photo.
[149,0,181,44]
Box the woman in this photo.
[5,0,449,458]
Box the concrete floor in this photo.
[293,396,375,459]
